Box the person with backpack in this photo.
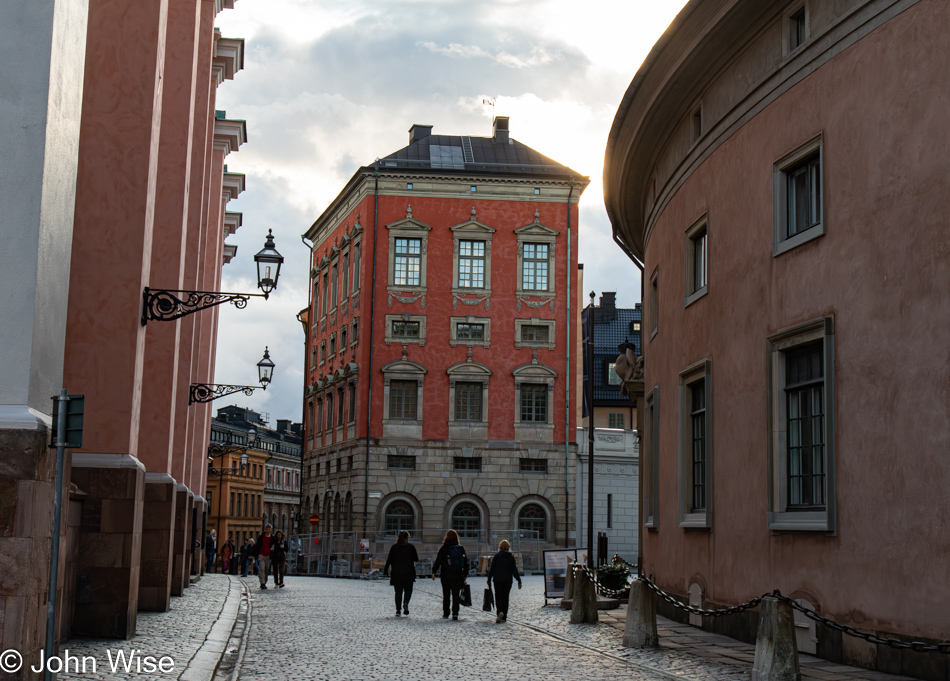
[487,539,522,623]
[271,530,288,588]
[431,529,468,620]
[384,530,419,617]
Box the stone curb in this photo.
[177,576,245,681]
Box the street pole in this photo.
[44,389,68,681]
[587,292,596,570]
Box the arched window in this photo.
[384,501,414,535]
[452,502,480,539]
[518,504,547,541]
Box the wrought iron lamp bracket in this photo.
[190,383,265,405]
[142,287,267,325]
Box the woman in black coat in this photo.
[271,530,289,588]
[384,530,419,616]
[431,529,468,620]
[487,539,522,623]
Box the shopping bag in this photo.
[482,586,494,612]
[460,583,473,607]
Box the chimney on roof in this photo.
[600,292,616,310]
[277,419,291,434]
[492,116,509,143]
[409,124,433,144]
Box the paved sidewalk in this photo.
[413,576,918,681]
[60,575,243,681]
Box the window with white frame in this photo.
[512,363,556,441]
[352,242,361,293]
[386,214,430,292]
[522,243,549,291]
[515,216,558,298]
[450,315,492,348]
[394,238,421,286]
[458,240,486,288]
[381,359,427,438]
[767,316,836,533]
[679,360,711,528]
[685,215,708,306]
[447,361,491,438]
[773,134,824,256]
[389,381,417,420]
[608,412,624,429]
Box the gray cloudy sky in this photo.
[212,0,687,424]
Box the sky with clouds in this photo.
[212,0,688,424]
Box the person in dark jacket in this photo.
[384,530,419,616]
[431,529,468,620]
[487,539,522,623]
[205,530,217,573]
[271,530,288,588]
[239,538,252,577]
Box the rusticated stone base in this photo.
[138,474,176,611]
[70,453,145,639]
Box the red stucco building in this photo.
[301,119,589,565]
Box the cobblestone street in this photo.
[235,575,917,681]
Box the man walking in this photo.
[253,524,274,589]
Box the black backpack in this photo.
[444,544,466,574]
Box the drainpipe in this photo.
[363,165,381,535]
[299,235,313,540]
[564,176,575,548]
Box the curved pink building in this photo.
[604,1,949,678]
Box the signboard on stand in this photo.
[542,548,588,599]
[359,538,370,553]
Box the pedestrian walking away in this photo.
[220,538,235,574]
[205,529,217,573]
[271,530,288,588]
[384,530,419,617]
[240,538,252,577]
[432,529,468,620]
[252,524,274,589]
[487,539,522,623]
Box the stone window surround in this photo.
[351,237,362,296]
[328,332,337,361]
[340,245,350,307]
[514,216,559,298]
[773,132,824,257]
[514,318,556,350]
[511,496,555,543]
[442,494,489,534]
[449,315,491,348]
[447,361,492,440]
[678,358,712,530]
[512,363,557,442]
[384,313,427,346]
[381,359,427,439]
[684,213,708,307]
[643,386,659,530]
[766,316,836,534]
[386,214,432,294]
[378,493,423,536]
[451,213,496,295]
[782,1,809,56]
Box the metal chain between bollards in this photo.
[637,574,764,617]
[770,591,950,654]
[571,561,636,599]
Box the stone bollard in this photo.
[623,579,659,647]
[752,596,801,681]
[560,562,576,609]
[570,565,599,624]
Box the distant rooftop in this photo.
[375,117,583,178]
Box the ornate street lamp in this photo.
[189,348,275,405]
[142,230,284,325]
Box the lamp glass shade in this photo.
[254,229,284,297]
[240,451,249,468]
[247,427,257,446]
[257,348,274,386]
